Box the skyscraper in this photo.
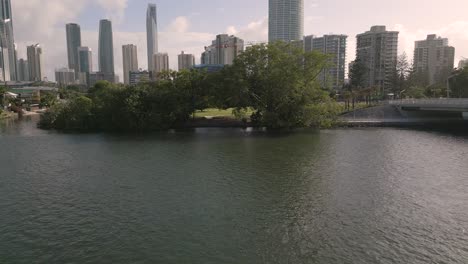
[356,26,399,92]
[27,44,44,82]
[0,0,17,81]
[66,23,82,77]
[304,34,348,91]
[178,51,195,71]
[77,47,92,85]
[98,19,114,75]
[122,44,138,85]
[268,0,304,43]
[146,4,158,71]
[413,34,455,85]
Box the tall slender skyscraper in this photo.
[66,23,82,77]
[146,4,158,71]
[122,44,138,85]
[98,19,114,75]
[268,0,304,43]
[27,44,44,82]
[0,0,17,81]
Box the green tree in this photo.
[448,67,468,98]
[231,41,333,128]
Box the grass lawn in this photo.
[194,108,254,119]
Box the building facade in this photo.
[88,72,115,87]
[77,47,92,85]
[98,19,114,75]
[178,51,195,71]
[201,34,244,65]
[66,23,81,77]
[146,4,158,71]
[0,0,17,81]
[356,26,399,92]
[122,44,139,85]
[129,70,150,85]
[153,53,169,77]
[304,34,347,91]
[27,44,44,82]
[414,34,455,85]
[55,68,75,86]
[16,58,29,82]
[268,0,304,43]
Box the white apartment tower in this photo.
[268,0,304,43]
[122,44,139,85]
[27,44,44,82]
[178,51,195,71]
[201,34,244,65]
[153,52,169,77]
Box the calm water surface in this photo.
[1,117,467,263]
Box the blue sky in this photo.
[11,0,468,81]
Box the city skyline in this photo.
[9,0,468,82]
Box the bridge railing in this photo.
[389,99,468,108]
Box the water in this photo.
[1,117,468,263]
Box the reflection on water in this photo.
[1,118,467,263]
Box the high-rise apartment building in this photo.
[66,23,82,77]
[356,26,399,92]
[122,44,139,85]
[304,35,347,91]
[98,19,114,75]
[16,58,29,82]
[459,59,468,69]
[0,0,17,81]
[146,4,158,71]
[27,44,44,82]
[77,47,92,85]
[153,53,169,77]
[201,34,244,65]
[268,0,304,43]
[414,34,455,85]
[55,68,75,86]
[178,51,195,71]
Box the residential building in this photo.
[201,34,244,65]
[129,70,150,85]
[269,0,304,43]
[178,51,195,71]
[153,52,169,77]
[77,47,92,85]
[98,19,114,74]
[16,58,29,81]
[88,72,115,87]
[55,68,75,86]
[304,34,347,91]
[27,44,44,82]
[122,44,139,85]
[356,26,399,93]
[414,34,455,85]
[146,4,158,71]
[0,0,17,81]
[66,23,82,77]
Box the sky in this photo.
[11,0,468,82]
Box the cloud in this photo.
[95,0,128,23]
[226,17,269,43]
[167,17,190,33]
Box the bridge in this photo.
[389,99,468,120]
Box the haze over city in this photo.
[11,0,468,81]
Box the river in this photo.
[1,117,467,263]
